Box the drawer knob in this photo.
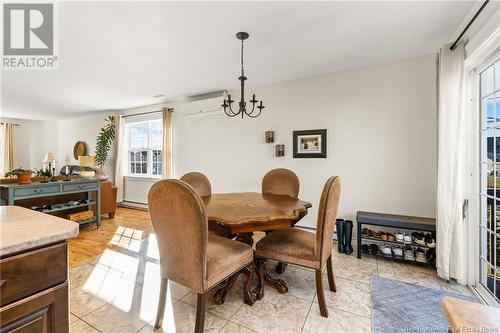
[34,189,44,193]
[78,185,86,189]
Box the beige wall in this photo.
[173,54,438,228]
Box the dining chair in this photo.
[148,179,254,332]
[262,168,300,198]
[255,176,341,318]
[180,172,212,197]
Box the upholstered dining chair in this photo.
[148,179,254,332]
[262,168,300,198]
[180,172,212,197]
[255,176,341,318]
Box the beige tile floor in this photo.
[69,235,473,333]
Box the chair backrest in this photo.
[261,168,300,198]
[180,172,212,197]
[148,179,208,293]
[315,176,341,266]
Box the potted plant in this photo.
[95,115,116,179]
[80,166,96,179]
[5,168,35,184]
[36,169,52,183]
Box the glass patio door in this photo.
[479,56,500,303]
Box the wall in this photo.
[0,117,58,171]
[172,55,438,228]
[57,112,118,178]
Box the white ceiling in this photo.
[1,1,475,120]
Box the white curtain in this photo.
[436,42,467,282]
[114,115,126,203]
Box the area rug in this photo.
[371,276,476,333]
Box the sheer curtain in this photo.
[162,108,172,178]
[0,123,16,176]
[114,115,126,203]
[436,42,467,282]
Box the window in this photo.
[479,57,500,303]
[127,119,163,177]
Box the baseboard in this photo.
[118,201,148,212]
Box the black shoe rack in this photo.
[356,211,436,265]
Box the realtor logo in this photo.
[2,3,58,69]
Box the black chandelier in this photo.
[222,32,265,119]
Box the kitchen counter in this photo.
[0,206,79,332]
[0,206,79,256]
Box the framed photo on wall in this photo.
[293,129,327,158]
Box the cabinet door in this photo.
[0,282,69,333]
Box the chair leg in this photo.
[326,255,337,292]
[195,293,206,333]
[315,269,329,318]
[109,212,115,219]
[154,278,168,330]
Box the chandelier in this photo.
[222,32,265,118]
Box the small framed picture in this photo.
[293,129,327,158]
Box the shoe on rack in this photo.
[404,245,415,261]
[379,232,388,241]
[392,245,403,257]
[370,244,380,256]
[412,232,426,246]
[395,231,404,243]
[381,244,392,256]
[361,244,370,254]
[416,247,427,263]
[386,233,395,241]
[425,233,436,248]
[403,233,412,243]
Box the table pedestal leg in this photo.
[214,273,239,305]
[254,259,288,299]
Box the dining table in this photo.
[202,192,312,305]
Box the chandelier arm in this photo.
[245,107,262,118]
[225,103,240,117]
[244,102,256,116]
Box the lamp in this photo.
[78,156,96,179]
[42,152,56,182]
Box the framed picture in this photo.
[293,129,327,158]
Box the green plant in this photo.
[80,166,95,172]
[35,169,52,177]
[5,168,34,177]
[95,115,116,172]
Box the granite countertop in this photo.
[0,206,79,257]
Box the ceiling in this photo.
[1,1,475,120]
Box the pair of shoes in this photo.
[382,244,392,256]
[392,245,403,257]
[404,246,415,261]
[336,219,354,255]
[395,231,411,243]
[361,244,370,254]
[378,232,395,241]
[412,232,426,246]
[426,248,436,265]
[416,247,427,263]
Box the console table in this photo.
[0,178,101,228]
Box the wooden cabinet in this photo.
[0,242,70,333]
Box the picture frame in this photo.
[293,129,327,158]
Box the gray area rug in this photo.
[371,276,475,333]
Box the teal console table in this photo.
[0,178,101,228]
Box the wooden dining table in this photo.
[203,192,312,305]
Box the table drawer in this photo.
[0,243,68,307]
[13,185,60,198]
[62,182,98,192]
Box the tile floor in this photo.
[68,229,474,333]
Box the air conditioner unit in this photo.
[182,96,224,120]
